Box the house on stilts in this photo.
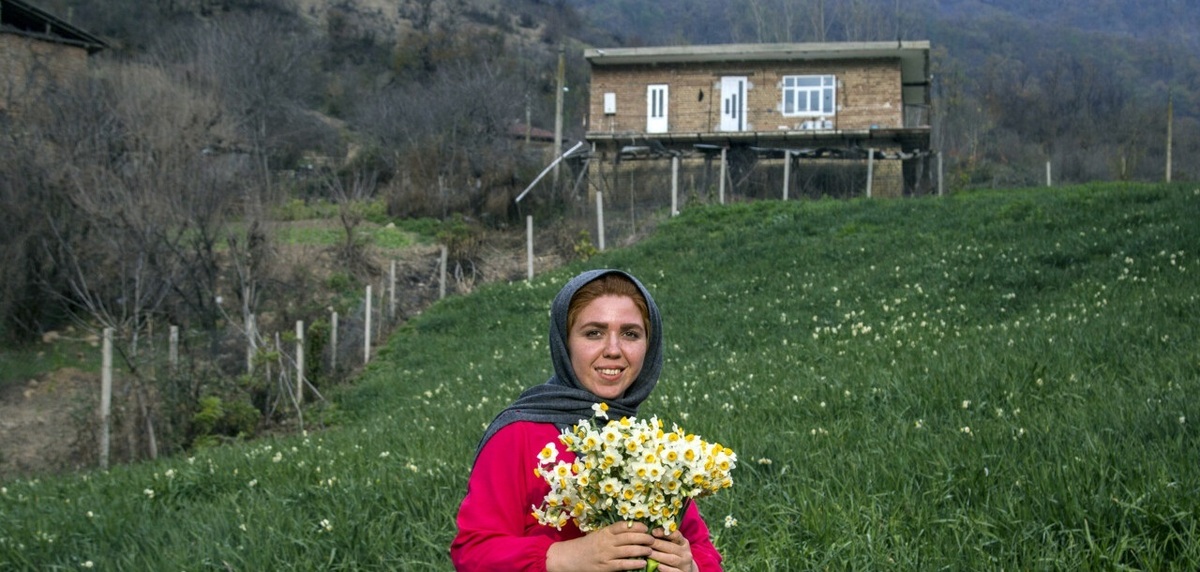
[581,41,935,204]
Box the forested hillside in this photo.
[574,0,1200,186]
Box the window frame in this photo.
[781,75,836,118]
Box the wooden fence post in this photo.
[100,327,113,470]
[866,149,875,198]
[389,259,397,320]
[782,152,791,201]
[937,151,944,196]
[331,310,338,372]
[596,191,606,251]
[526,215,534,281]
[168,325,179,375]
[378,277,385,341]
[439,245,448,300]
[364,285,372,364]
[671,155,680,216]
[295,320,305,404]
[245,314,256,374]
[719,147,727,205]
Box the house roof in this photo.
[1,0,107,53]
[585,41,931,105]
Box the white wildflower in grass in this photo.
[319,519,333,533]
[82,561,94,568]
[143,489,155,499]
[532,415,736,537]
[724,515,738,528]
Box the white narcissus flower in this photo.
[537,443,559,465]
[533,415,736,534]
[592,402,610,419]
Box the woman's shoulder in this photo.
[488,420,561,444]
[475,421,565,474]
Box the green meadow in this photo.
[1,183,1198,570]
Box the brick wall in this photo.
[587,58,903,135]
[0,33,89,118]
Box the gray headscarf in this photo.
[474,268,663,460]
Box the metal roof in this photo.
[1,0,107,53]
[585,41,930,86]
[586,41,931,110]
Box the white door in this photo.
[647,84,668,133]
[719,76,747,132]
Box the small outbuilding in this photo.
[0,0,107,118]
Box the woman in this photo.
[451,269,722,572]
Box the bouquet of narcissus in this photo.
[532,403,737,536]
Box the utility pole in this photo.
[554,46,565,186]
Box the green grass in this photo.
[2,183,1198,569]
[0,335,101,390]
[273,222,421,251]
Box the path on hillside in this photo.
[0,368,95,481]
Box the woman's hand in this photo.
[645,528,695,572]
[545,521,656,572]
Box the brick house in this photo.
[583,41,934,198]
[0,0,106,119]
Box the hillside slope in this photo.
[3,183,1197,568]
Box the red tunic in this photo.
[451,421,723,572]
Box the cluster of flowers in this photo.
[532,404,736,534]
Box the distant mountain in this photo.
[35,0,1199,184]
[572,0,1197,97]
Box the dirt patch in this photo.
[0,367,97,482]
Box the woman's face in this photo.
[567,294,648,401]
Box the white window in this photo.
[782,75,836,117]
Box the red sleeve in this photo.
[450,421,724,572]
[451,422,577,572]
[680,501,723,572]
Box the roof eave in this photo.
[585,41,930,86]
[1,0,108,53]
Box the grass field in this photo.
[1,183,1197,570]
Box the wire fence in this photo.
[77,150,938,469]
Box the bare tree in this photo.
[354,53,530,220]
[152,9,332,211]
[324,168,380,277]
[22,56,252,458]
